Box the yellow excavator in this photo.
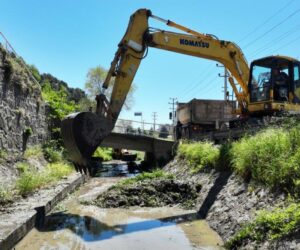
[61,9,300,173]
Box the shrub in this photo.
[178,141,220,172]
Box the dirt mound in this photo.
[93,179,201,209]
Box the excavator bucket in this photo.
[61,112,113,174]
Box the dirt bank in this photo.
[165,158,300,250]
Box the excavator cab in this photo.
[248,56,300,115]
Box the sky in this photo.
[0,0,300,128]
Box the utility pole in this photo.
[168,97,177,126]
[152,112,157,132]
[217,64,230,101]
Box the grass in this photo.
[175,125,300,194]
[177,141,220,172]
[225,202,300,249]
[0,185,14,205]
[230,127,300,193]
[93,147,113,161]
[16,162,74,196]
[114,169,174,187]
[0,149,8,162]
[24,145,44,159]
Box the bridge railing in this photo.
[113,119,174,141]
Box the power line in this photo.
[270,33,300,55]
[182,72,219,99]
[238,0,296,43]
[178,64,215,97]
[249,23,300,57]
[243,7,300,49]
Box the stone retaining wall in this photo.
[0,47,47,154]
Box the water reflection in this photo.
[95,162,139,177]
[40,212,197,242]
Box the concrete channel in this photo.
[13,162,223,250]
[1,162,224,249]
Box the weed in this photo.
[16,162,30,173]
[230,127,300,192]
[0,149,8,160]
[177,141,219,172]
[0,185,14,205]
[16,162,73,196]
[24,145,43,159]
[42,140,63,163]
[16,170,45,196]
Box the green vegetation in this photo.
[178,141,220,172]
[93,147,113,161]
[24,145,44,159]
[16,162,73,196]
[230,127,300,193]
[0,149,8,159]
[0,185,14,205]
[178,125,300,193]
[226,202,300,249]
[115,169,174,187]
[42,82,78,121]
[177,122,300,247]
[42,140,63,163]
[23,127,33,137]
[16,162,31,173]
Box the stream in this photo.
[15,162,224,250]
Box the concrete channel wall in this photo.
[0,173,88,250]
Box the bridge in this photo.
[100,132,175,165]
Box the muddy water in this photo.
[16,163,224,250]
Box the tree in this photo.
[42,81,78,141]
[85,66,136,111]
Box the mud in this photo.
[93,179,201,209]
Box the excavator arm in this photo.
[61,9,250,173]
[103,8,250,127]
